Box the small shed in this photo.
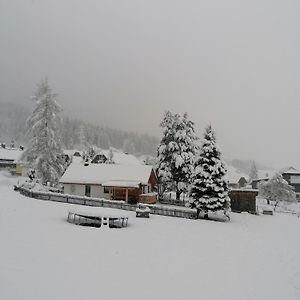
[0,148,24,174]
[228,189,258,214]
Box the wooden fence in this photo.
[158,199,187,207]
[16,186,197,220]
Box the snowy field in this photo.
[1,172,300,300]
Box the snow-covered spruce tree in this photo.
[22,79,65,185]
[87,146,96,160]
[259,173,296,207]
[249,161,258,182]
[107,147,114,164]
[157,111,198,200]
[188,125,229,219]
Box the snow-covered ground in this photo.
[1,171,300,300]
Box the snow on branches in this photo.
[259,173,296,205]
[157,111,198,199]
[22,79,65,185]
[188,125,229,217]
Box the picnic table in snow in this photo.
[67,211,129,228]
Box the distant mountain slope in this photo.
[0,102,30,145]
[0,102,159,156]
[229,159,274,176]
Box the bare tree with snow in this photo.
[107,147,114,164]
[259,173,296,207]
[157,111,198,200]
[22,79,65,185]
[249,160,258,182]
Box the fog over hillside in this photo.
[0,102,277,172]
[0,102,158,156]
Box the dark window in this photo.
[104,187,110,194]
[85,185,91,197]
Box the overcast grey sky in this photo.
[1,0,300,168]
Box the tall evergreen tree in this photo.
[22,79,65,185]
[188,125,229,218]
[157,111,198,200]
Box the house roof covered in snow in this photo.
[256,169,277,180]
[225,165,248,184]
[100,150,142,165]
[63,150,82,157]
[0,148,23,162]
[280,166,300,175]
[60,163,155,186]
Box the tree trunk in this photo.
[204,212,209,220]
[176,190,181,201]
[196,208,200,219]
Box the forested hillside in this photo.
[0,102,158,156]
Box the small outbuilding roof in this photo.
[256,170,277,181]
[281,166,300,175]
[63,149,83,157]
[225,165,248,184]
[0,148,23,162]
[100,150,142,165]
[60,163,155,185]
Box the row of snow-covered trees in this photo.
[61,118,158,156]
[1,97,158,157]
[18,79,158,183]
[156,111,230,218]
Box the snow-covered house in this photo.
[91,150,142,166]
[63,150,83,164]
[281,167,300,193]
[251,170,277,189]
[59,163,157,204]
[0,148,24,175]
[225,165,249,189]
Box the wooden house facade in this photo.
[281,167,300,193]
